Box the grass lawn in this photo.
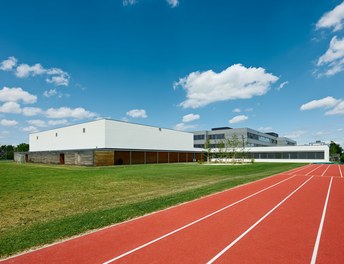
[0,161,304,258]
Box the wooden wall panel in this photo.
[179,152,187,162]
[146,152,158,164]
[114,151,130,165]
[169,152,178,163]
[131,151,144,164]
[158,152,168,163]
[95,151,114,166]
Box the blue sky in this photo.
[0,0,344,146]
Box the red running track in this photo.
[1,164,343,264]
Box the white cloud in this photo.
[316,1,344,32]
[0,102,22,114]
[315,131,330,136]
[284,130,307,139]
[232,108,241,113]
[22,107,42,116]
[182,113,200,123]
[316,36,344,77]
[259,126,273,132]
[27,119,46,127]
[229,115,248,124]
[166,0,179,8]
[174,122,197,131]
[325,101,344,115]
[126,109,147,118]
[338,128,344,132]
[45,107,97,119]
[123,0,137,6]
[0,87,37,104]
[43,89,58,98]
[48,119,68,126]
[46,68,70,86]
[300,96,339,111]
[277,81,289,91]
[0,57,17,71]
[22,126,39,133]
[0,119,18,127]
[174,64,278,109]
[15,63,46,78]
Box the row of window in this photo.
[249,152,324,160]
[247,132,277,144]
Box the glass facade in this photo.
[247,132,277,144]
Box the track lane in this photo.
[210,177,331,264]
[315,178,344,264]
[105,176,312,263]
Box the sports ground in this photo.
[1,163,343,263]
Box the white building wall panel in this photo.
[105,120,194,151]
[29,120,106,151]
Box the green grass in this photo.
[0,161,304,258]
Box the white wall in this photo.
[29,119,106,151]
[105,120,194,151]
[29,119,196,152]
[210,145,330,163]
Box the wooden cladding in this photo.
[95,151,114,166]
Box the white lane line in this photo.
[287,164,312,175]
[102,175,297,264]
[207,176,313,264]
[339,165,343,178]
[306,165,323,176]
[310,177,333,264]
[321,165,331,177]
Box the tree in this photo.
[0,145,14,160]
[204,138,212,163]
[329,141,343,161]
[15,143,29,152]
[226,133,240,163]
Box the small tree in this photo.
[15,143,29,152]
[204,138,212,163]
[226,133,240,163]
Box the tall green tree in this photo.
[329,141,343,161]
[15,143,29,152]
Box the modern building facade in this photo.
[193,127,296,149]
[18,119,203,166]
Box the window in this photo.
[194,134,205,140]
[208,134,225,140]
[194,144,205,148]
[83,128,86,133]
[36,136,38,140]
[55,133,58,137]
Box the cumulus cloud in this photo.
[43,89,58,98]
[15,63,45,78]
[316,1,344,32]
[48,119,68,126]
[123,0,137,6]
[45,107,97,119]
[0,87,37,104]
[126,109,147,118]
[166,0,179,8]
[174,64,278,109]
[182,113,200,123]
[0,102,22,114]
[316,36,344,76]
[0,119,18,127]
[22,126,39,133]
[229,115,248,124]
[0,57,17,71]
[27,119,47,127]
[300,96,340,111]
[174,122,197,131]
[1,56,70,86]
[325,101,344,115]
[22,107,43,116]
